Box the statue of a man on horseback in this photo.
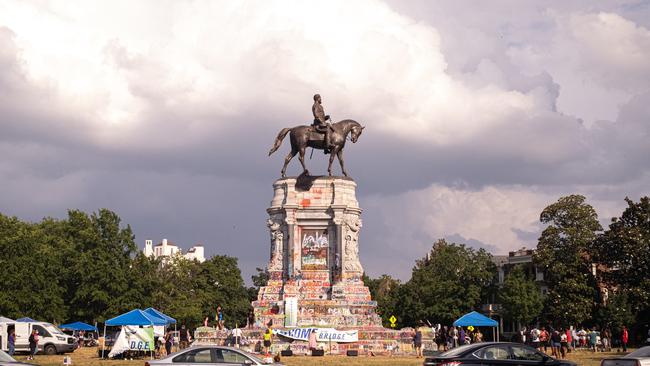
[268,94,365,178]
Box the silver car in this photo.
[601,346,650,366]
[0,349,34,366]
[145,345,284,366]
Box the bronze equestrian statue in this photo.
[268,95,364,177]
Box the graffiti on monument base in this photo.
[300,228,328,270]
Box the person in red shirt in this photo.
[621,326,629,352]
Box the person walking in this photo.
[621,326,629,352]
[28,329,39,360]
[8,329,15,356]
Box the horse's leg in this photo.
[337,149,348,177]
[281,149,298,178]
[298,147,309,176]
[328,147,337,176]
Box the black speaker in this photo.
[346,350,359,356]
[280,349,293,356]
[311,349,325,356]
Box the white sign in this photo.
[274,327,358,343]
[108,326,154,358]
[284,298,298,327]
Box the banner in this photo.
[108,326,154,358]
[284,298,298,327]
[274,327,358,343]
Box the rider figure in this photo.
[312,94,332,154]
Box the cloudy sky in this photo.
[1,0,649,282]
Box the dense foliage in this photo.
[498,265,543,326]
[0,210,250,328]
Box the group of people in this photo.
[4,328,39,360]
[432,325,484,352]
[514,325,631,358]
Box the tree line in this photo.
[1,195,648,341]
[364,195,650,344]
[0,209,251,328]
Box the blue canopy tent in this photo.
[16,317,37,322]
[453,311,500,341]
[143,308,176,325]
[102,309,167,359]
[60,321,99,332]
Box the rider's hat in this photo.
[313,94,321,101]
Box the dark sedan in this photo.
[424,342,576,366]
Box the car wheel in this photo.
[45,344,57,355]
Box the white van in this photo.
[0,321,75,355]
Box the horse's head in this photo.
[350,124,365,143]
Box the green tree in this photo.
[364,273,402,327]
[248,267,269,301]
[499,265,543,326]
[593,197,650,315]
[534,195,602,325]
[401,239,496,327]
[0,214,69,322]
[67,209,138,322]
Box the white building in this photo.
[143,238,206,263]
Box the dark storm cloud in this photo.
[1,1,649,282]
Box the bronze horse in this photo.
[268,119,364,177]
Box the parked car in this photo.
[145,345,283,366]
[423,342,577,366]
[0,349,34,365]
[601,346,650,366]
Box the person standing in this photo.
[263,326,273,356]
[28,329,39,361]
[589,328,599,352]
[531,326,540,351]
[8,329,15,356]
[308,329,318,353]
[539,327,549,353]
[560,329,568,359]
[621,326,629,352]
[247,308,256,329]
[179,324,190,349]
[164,328,173,355]
[414,327,423,358]
[216,305,224,330]
[232,325,242,348]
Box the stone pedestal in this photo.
[252,176,381,328]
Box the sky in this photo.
[1,0,649,282]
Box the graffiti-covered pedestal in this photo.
[252,176,381,328]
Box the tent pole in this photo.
[102,324,107,359]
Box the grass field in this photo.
[13,346,626,366]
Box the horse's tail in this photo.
[268,127,291,156]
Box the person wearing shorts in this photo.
[263,327,272,355]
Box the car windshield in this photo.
[45,323,65,335]
[627,346,650,358]
[440,344,478,357]
[0,350,16,362]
